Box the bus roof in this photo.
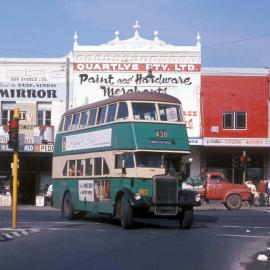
[64,92,181,116]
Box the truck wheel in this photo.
[120,195,133,229]
[62,192,75,219]
[179,207,193,229]
[225,194,242,210]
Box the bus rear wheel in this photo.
[62,192,75,220]
[179,207,193,229]
[120,195,133,229]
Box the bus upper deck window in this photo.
[97,106,107,125]
[132,103,157,121]
[158,104,181,122]
[71,113,80,129]
[64,115,72,131]
[58,118,64,132]
[116,102,128,120]
[88,109,97,126]
[80,111,88,128]
[106,103,117,123]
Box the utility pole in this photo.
[65,57,70,111]
[242,150,246,184]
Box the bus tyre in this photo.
[225,194,242,210]
[179,207,193,229]
[120,195,133,229]
[62,192,75,220]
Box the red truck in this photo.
[183,171,252,210]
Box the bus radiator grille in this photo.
[153,176,178,215]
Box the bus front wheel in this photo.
[120,195,133,229]
[62,192,75,220]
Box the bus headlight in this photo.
[195,193,201,202]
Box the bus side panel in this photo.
[53,178,115,215]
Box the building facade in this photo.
[200,68,270,183]
[0,22,269,204]
[0,58,66,204]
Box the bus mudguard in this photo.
[178,190,196,207]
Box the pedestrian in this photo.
[266,179,270,206]
[46,184,53,206]
[258,180,266,207]
[245,180,259,207]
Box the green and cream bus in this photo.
[52,92,196,229]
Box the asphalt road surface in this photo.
[0,205,270,270]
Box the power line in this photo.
[0,47,64,57]
[203,33,270,49]
[0,33,270,56]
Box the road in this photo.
[0,205,270,270]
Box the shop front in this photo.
[0,152,52,205]
[201,137,270,185]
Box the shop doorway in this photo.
[18,174,37,205]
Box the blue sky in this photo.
[0,0,269,68]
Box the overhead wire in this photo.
[0,33,269,56]
[203,33,270,49]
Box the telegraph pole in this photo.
[242,150,246,184]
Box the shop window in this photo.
[223,112,246,130]
[1,102,15,125]
[37,102,52,126]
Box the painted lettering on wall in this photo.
[79,73,192,98]
[74,63,201,72]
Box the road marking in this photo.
[222,225,270,229]
[217,234,270,239]
[42,228,80,231]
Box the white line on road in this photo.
[222,225,270,229]
[217,234,270,239]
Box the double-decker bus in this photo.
[52,92,196,229]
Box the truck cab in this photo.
[204,172,251,210]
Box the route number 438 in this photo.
[155,130,168,138]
